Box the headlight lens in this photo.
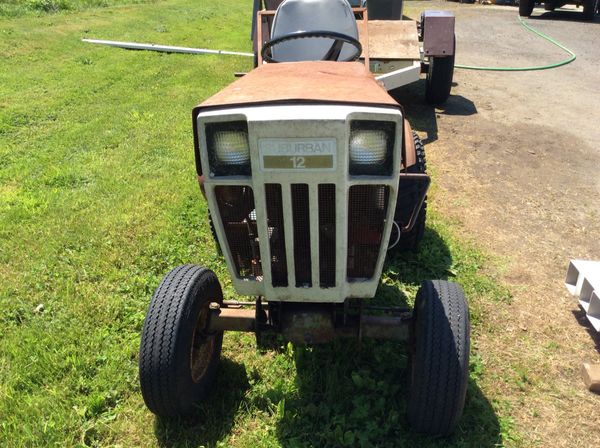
[206,121,250,176]
[350,130,387,165]
[214,130,250,165]
[349,121,395,175]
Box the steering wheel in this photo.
[261,30,363,63]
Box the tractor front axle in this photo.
[206,300,412,344]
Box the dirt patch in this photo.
[431,118,600,447]
[400,3,600,446]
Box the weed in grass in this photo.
[27,0,71,13]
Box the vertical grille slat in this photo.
[215,186,262,279]
[347,185,389,280]
[215,183,390,288]
[318,184,336,288]
[291,184,312,287]
[265,184,288,287]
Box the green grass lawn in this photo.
[0,1,517,446]
[0,0,156,17]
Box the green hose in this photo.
[454,16,576,71]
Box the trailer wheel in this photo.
[139,265,223,418]
[389,132,426,254]
[425,50,455,105]
[407,280,470,436]
[583,0,597,20]
[519,0,535,17]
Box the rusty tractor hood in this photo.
[195,61,400,111]
[192,61,402,175]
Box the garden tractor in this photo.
[139,0,470,436]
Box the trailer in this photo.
[254,0,457,104]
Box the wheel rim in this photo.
[190,304,215,383]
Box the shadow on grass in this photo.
[275,340,500,448]
[389,79,478,145]
[274,228,500,447]
[384,227,454,287]
[153,358,249,448]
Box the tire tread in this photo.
[139,265,222,417]
[407,280,470,435]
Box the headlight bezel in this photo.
[349,120,395,176]
[205,121,251,176]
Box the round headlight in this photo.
[349,129,388,165]
[206,121,251,176]
[213,130,250,165]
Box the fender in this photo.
[402,119,417,169]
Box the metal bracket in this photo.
[421,10,455,58]
[398,172,431,233]
[375,60,421,91]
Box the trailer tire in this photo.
[139,265,223,418]
[407,280,470,436]
[583,0,597,20]
[389,132,427,254]
[519,0,535,17]
[425,49,455,105]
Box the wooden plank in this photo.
[358,20,420,61]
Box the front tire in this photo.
[389,132,427,254]
[519,0,535,16]
[139,265,223,418]
[407,280,470,436]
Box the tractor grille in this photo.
[215,183,390,288]
[214,186,262,279]
[265,184,288,287]
[318,184,336,288]
[291,184,312,287]
[347,185,389,280]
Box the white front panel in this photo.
[198,104,403,303]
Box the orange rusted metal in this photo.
[197,61,399,111]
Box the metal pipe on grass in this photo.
[81,38,254,57]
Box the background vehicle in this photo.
[519,0,599,20]
[138,0,470,437]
